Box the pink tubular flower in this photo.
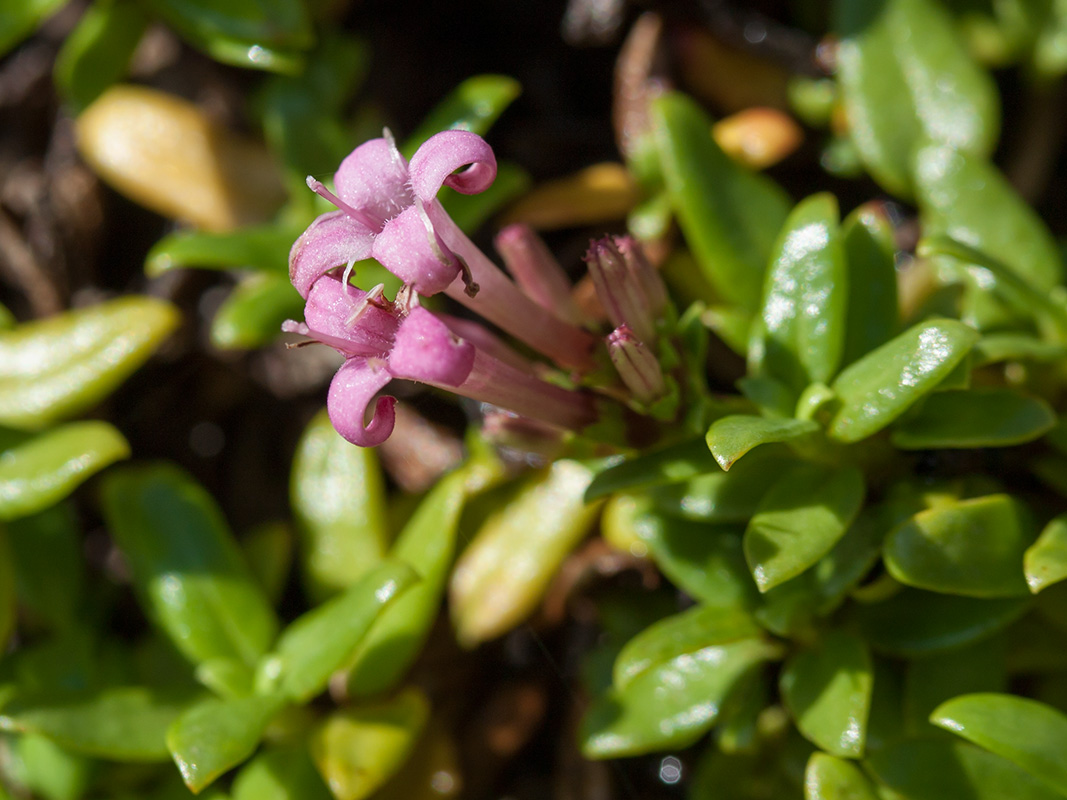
[289,130,596,371]
[284,277,598,447]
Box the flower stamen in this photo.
[306,176,385,232]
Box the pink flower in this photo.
[284,277,598,447]
[290,131,595,371]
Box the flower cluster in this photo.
[285,130,671,447]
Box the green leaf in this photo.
[102,463,279,667]
[828,319,979,443]
[9,732,92,800]
[904,638,1006,735]
[0,528,14,650]
[0,296,180,430]
[648,448,796,523]
[803,752,880,800]
[884,494,1035,597]
[931,694,1067,795]
[167,693,288,793]
[585,438,718,501]
[0,0,66,57]
[53,0,147,112]
[241,522,292,606]
[841,204,898,367]
[0,686,192,761]
[833,0,999,197]
[211,274,304,350]
[140,0,313,72]
[706,415,819,471]
[973,334,1067,366]
[749,193,846,394]
[1025,514,1067,593]
[6,503,84,631]
[629,506,757,608]
[345,471,467,699]
[145,224,299,277]
[232,746,332,800]
[613,604,762,689]
[781,632,872,757]
[915,145,1062,292]
[891,389,1056,449]
[400,75,522,158]
[858,588,1029,656]
[867,737,1064,800]
[309,688,429,800]
[652,92,792,312]
[450,461,600,646]
[581,637,778,758]
[290,409,389,602]
[744,463,865,593]
[0,421,129,521]
[265,559,418,703]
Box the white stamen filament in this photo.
[345,283,386,327]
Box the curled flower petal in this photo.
[289,210,375,298]
[389,306,475,386]
[327,358,396,447]
[334,137,413,225]
[303,277,398,357]
[409,130,497,200]
[372,204,462,295]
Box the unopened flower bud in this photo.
[495,224,581,324]
[585,235,667,345]
[607,324,666,404]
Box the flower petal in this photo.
[334,137,414,225]
[408,130,497,200]
[372,204,462,295]
[389,306,475,387]
[327,358,396,447]
[290,210,374,297]
[302,277,398,358]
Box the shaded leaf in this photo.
[803,752,879,800]
[892,389,1055,449]
[232,746,332,800]
[401,75,522,157]
[1025,514,1067,593]
[706,415,819,471]
[585,438,718,501]
[841,203,898,367]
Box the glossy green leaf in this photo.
[803,752,879,800]
[904,637,1006,735]
[310,688,429,800]
[0,296,180,430]
[53,0,147,112]
[973,334,1067,366]
[648,448,796,523]
[867,737,1063,800]
[744,463,865,592]
[834,0,999,197]
[884,494,1035,597]
[1025,514,1067,593]
[102,463,279,667]
[737,374,797,418]
[841,204,898,367]
[613,604,761,689]
[196,657,255,700]
[706,415,819,471]
[6,503,84,631]
[0,687,191,761]
[145,224,298,277]
[232,746,332,800]
[141,0,313,68]
[892,389,1056,449]
[345,470,467,698]
[0,0,66,57]
[211,273,304,350]
[10,732,92,800]
[652,92,792,312]
[858,588,1029,656]
[291,409,389,602]
[0,421,129,522]
[828,319,979,443]
[167,693,288,793]
[450,460,600,646]
[629,506,757,608]
[264,559,418,702]
[581,637,778,758]
[781,632,872,757]
[749,193,846,393]
[931,693,1067,795]
[915,145,1061,292]
[585,438,718,500]
[401,75,522,158]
